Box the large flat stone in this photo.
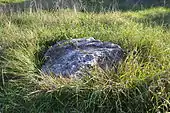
[42,37,124,78]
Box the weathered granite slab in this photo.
[41,37,124,78]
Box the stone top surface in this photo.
[41,37,124,78]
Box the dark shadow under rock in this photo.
[41,37,124,78]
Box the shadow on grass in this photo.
[34,34,76,69]
[0,0,170,14]
[0,0,84,13]
[1,72,170,113]
[139,10,170,28]
[145,12,170,28]
[34,36,63,69]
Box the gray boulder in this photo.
[41,38,124,78]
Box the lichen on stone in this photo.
[42,37,124,78]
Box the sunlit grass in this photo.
[0,7,170,113]
[0,0,24,4]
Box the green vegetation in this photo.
[0,0,24,4]
[0,6,170,113]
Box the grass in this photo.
[0,7,170,113]
[0,0,24,4]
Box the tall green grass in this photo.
[0,0,24,4]
[0,7,170,113]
